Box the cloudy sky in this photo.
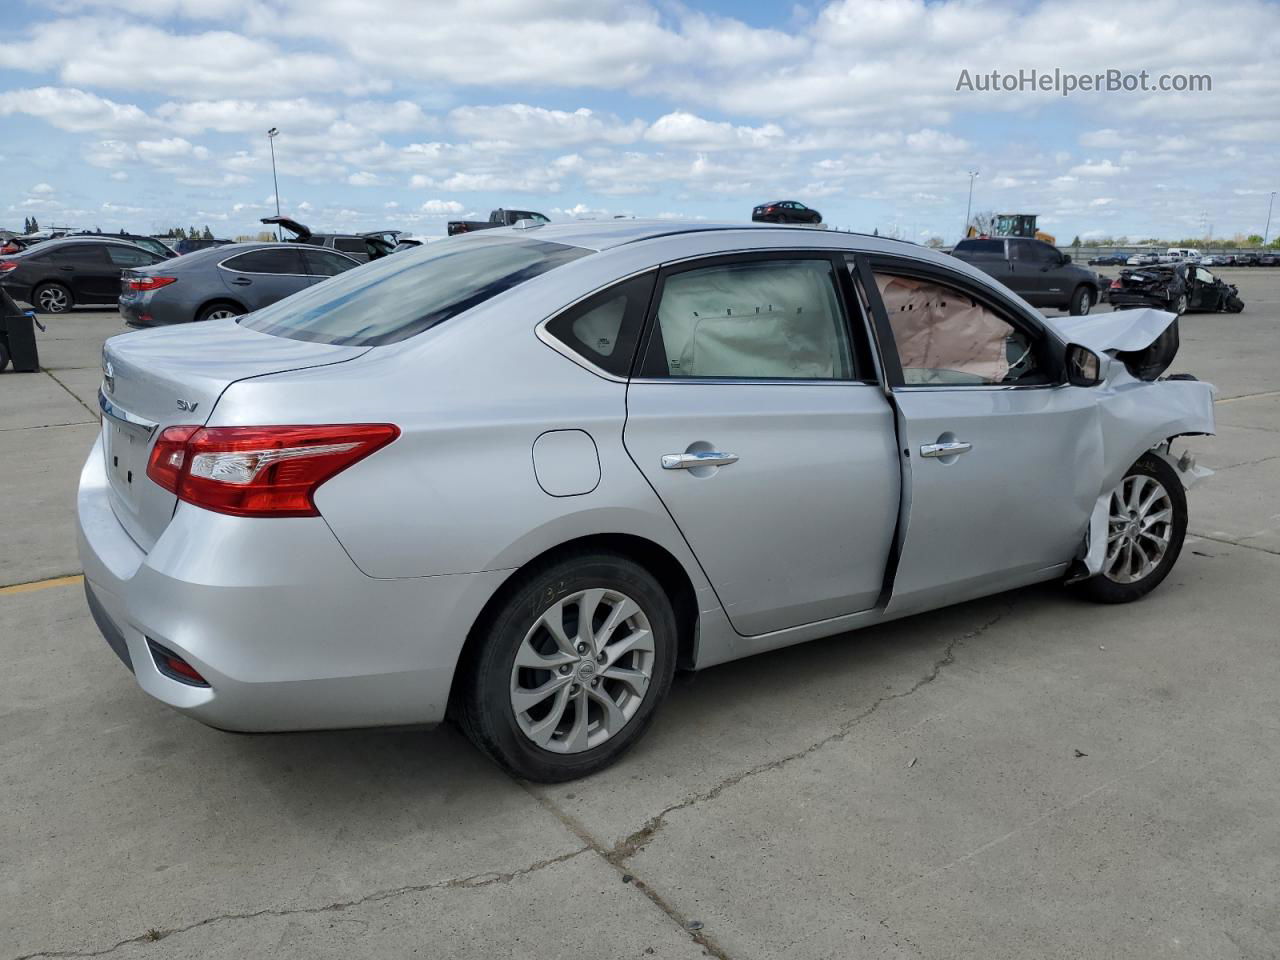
[1,0,1277,243]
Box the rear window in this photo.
[953,239,1004,256]
[239,235,590,346]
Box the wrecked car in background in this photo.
[261,216,399,262]
[1108,262,1244,314]
[78,222,1215,782]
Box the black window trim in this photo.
[856,252,1067,390]
[630,249,879,386]
[217,248,311,278]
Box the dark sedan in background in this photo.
[0,237,168,313]
[751,200,823,224]
[118,241,360,326]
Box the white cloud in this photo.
[420,199,464,214]
[31,183,55,195]
[0,86,151,134]
[451,104,643,147]
[1069,159,1128,178]
[347,171,381,186]
[645,112,783,150]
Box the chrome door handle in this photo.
[661,451,739,470]
[920,441,972,458]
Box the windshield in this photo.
[239,234,590,346]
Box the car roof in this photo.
[462,219,905,254]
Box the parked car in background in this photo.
[80,221,1214,782]
[1235,253,1261,267]
[0,237,169,313]
[68,233,177,260]
[390,234,435,253]
[1127,253,1159,266]
[1166,248,1202,263]
[751,200,823,224]
[1,235,43,255]
[118,241,361,326]
[950,236,1101,314]
[1108,263,1243,314]
[262,217,397,261]
[1087,253,1130,266]
[446,209,550,236]
[176,237,234,256]
[1258,253,1280,267]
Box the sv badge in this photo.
[176,399,199,412]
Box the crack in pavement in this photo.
[8,847,592,960]
[1204,453,1280,471]
[604,603,1013,866]
[1188,531,1280,556]
[42,369,98,418]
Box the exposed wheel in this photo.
[196,302,242,323]
[1225,295,1244,313]
[456,550,677,782]
[1171,293,1188,315]
[1069,285,1093,315]
[1075,453,1187,604]
[0,340,10,372]
[33,282,72,314]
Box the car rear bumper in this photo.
[1,280,33,304]
[76,432,511,732]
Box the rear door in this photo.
[854,255,1100,614]
[217,247,310,310]
[624,252,900,636]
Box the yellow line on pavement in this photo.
[0,574,85,596]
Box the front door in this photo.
[624,253,900,637]
[859,259,1101,614]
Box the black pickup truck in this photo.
[951,237,1102,315]
[447,209,550,236]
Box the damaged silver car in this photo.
[78,221,1215,782]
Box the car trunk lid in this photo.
[99,318,368,550]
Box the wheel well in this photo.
[196,297,245,321]
[448,533,701,713]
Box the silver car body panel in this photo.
[77,222,1216,730]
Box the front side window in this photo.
[240,235,590,346]
[302,248,358,277]
[873,272,1047,386]
[222,248,306,275]
[640,258,854,380]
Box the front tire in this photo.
[196,302,243,323]
[1069,285,1093,315]
[1171,293,1188,315]
[1075,453,1187,604]
[456,551,677,782]
[33,282,72,314]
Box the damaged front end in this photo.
[1052,307,1216,581]
[1107,264,1186,311]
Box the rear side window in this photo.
[333,238,367,254]
[222,248,306,275]
[544,272,655,377]
[239,235,590,346]
[954,239,1004,256]
[638,258,854,380]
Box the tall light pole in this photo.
[964,170,979,238]
[267,127,281,241]
[1265,191,1276,246]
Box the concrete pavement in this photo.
[3,272,1278,958]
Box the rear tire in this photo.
[1171,293,1188,315]
[0,341,10,372]
[1225,295,1244,313]
[456,551,677,782]
[1074,453,1187,604]
[196,301,243,323]
[33,282,72,314]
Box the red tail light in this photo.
[147,424,399,517]
[0,260,18,273]
[125,276,177,291]
[1110,279,1122,289]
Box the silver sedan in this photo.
[78,221,1215,781]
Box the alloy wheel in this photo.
[509,588,655,754]
[204,309,239,321]
[1104,474,1173,583]
[38,287,68,312]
